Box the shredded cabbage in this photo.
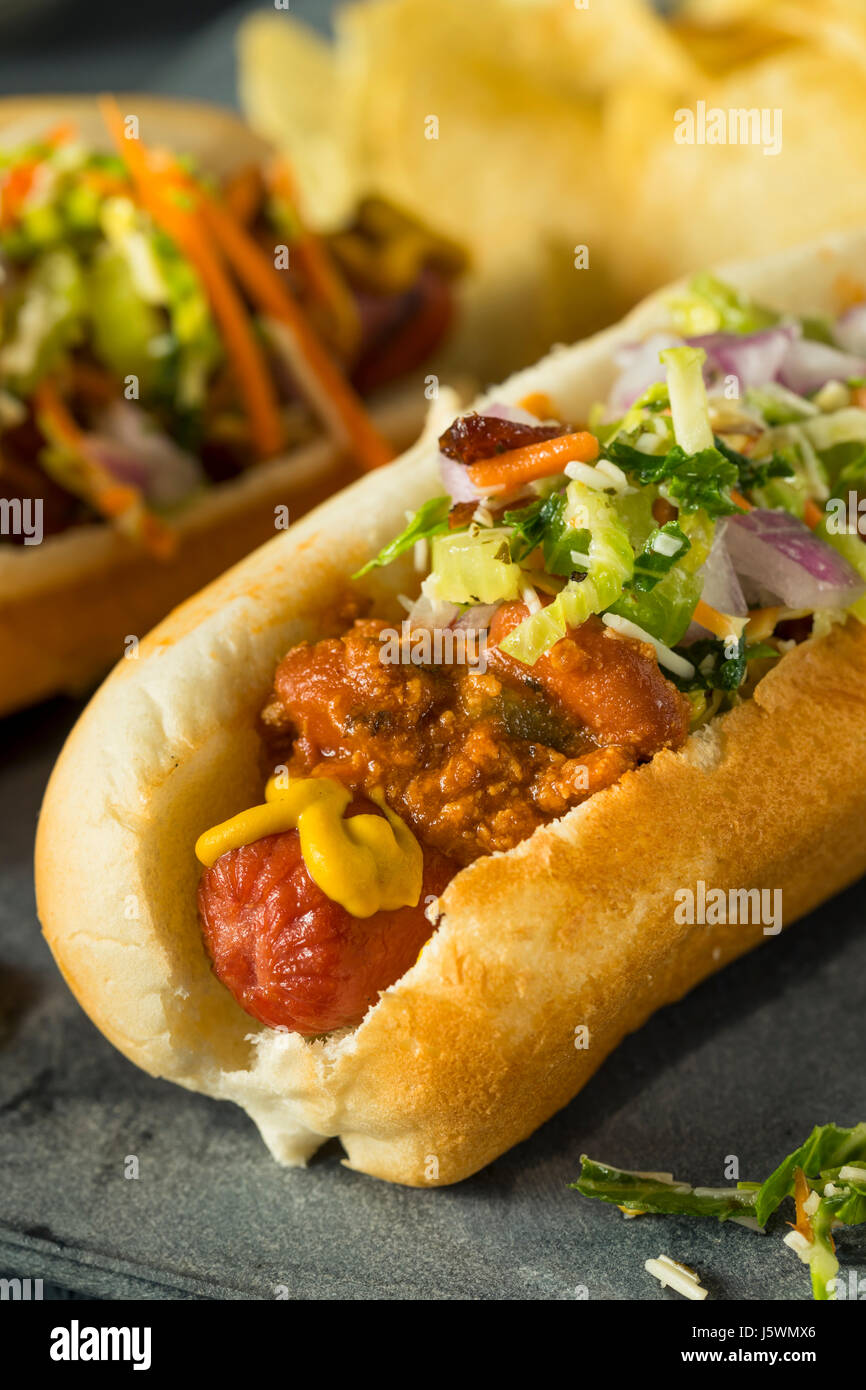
[426,528,521,605]
[498,482,634,663]
[660,345,714,455]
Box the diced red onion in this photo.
[834,304,866,357]
[699,522,748,615]
[725,509,865,609]
[438,451,486,502]
[86,440,149,491]
[87,402,203,507]
[482,400,544,426]
[607,320,866,418]
[778,338,866,395]
[608,333,684,413]
[452,603,498,632]
[686,325,798,391]
[405,591,460,632]
[681,523,748,643]
[607,326,795,413]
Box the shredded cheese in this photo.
[594,458,633,493]
[520,582,542,614]
[563,460,617,490]
[645,1255,708,1301]
[783,1230,812,1255]
[730,1215,763,1233]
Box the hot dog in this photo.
[198,803,456,1036]
[37,230,866,1184]
[0,95,466,716]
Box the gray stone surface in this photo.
[1,697,864,1300]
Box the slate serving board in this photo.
[1,697,864,1300]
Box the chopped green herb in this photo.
[631,520,691,593]
[573,1123,866,1301]
[352,495,451,577]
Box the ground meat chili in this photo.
[261,613,691,866]
[487,605,690,759]
[438,411,565,465]
[201,587,691,1034]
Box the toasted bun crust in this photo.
[36,229,866,1185]
[0,96,432,714]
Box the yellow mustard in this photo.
[194,776,423,919]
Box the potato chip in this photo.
[605,44,866,304]
[480,0,700,100]
[673,0,866,75]
[237,13,359,227]
[337,0,639,375]
[238,0,866,382]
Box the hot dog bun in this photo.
[36,229,866,1185]
[0,96,434,716]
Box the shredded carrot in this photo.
[98,95,285,461]
[267,155,300,207]
[100,98,389,469]
[789,1166,835,1251]
[269,159,360,357]
[730,488,753,512]
[853,385,866,410]
[82,169,130,199]
[692,598,747,642]
[222,164,265,226]
[0,160,39,228]
[468,431,599,490]
[146,194,286,459]
[198,192,394,471]
[789,1167,815,1243]
[291,234,361,357]
[34,379,175,556]
[1,124,79,228]
[518,392,555,419]
[45,122,78,147]
[803,498,825,531]
[745,606,784,642]
[137,512,177,558]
